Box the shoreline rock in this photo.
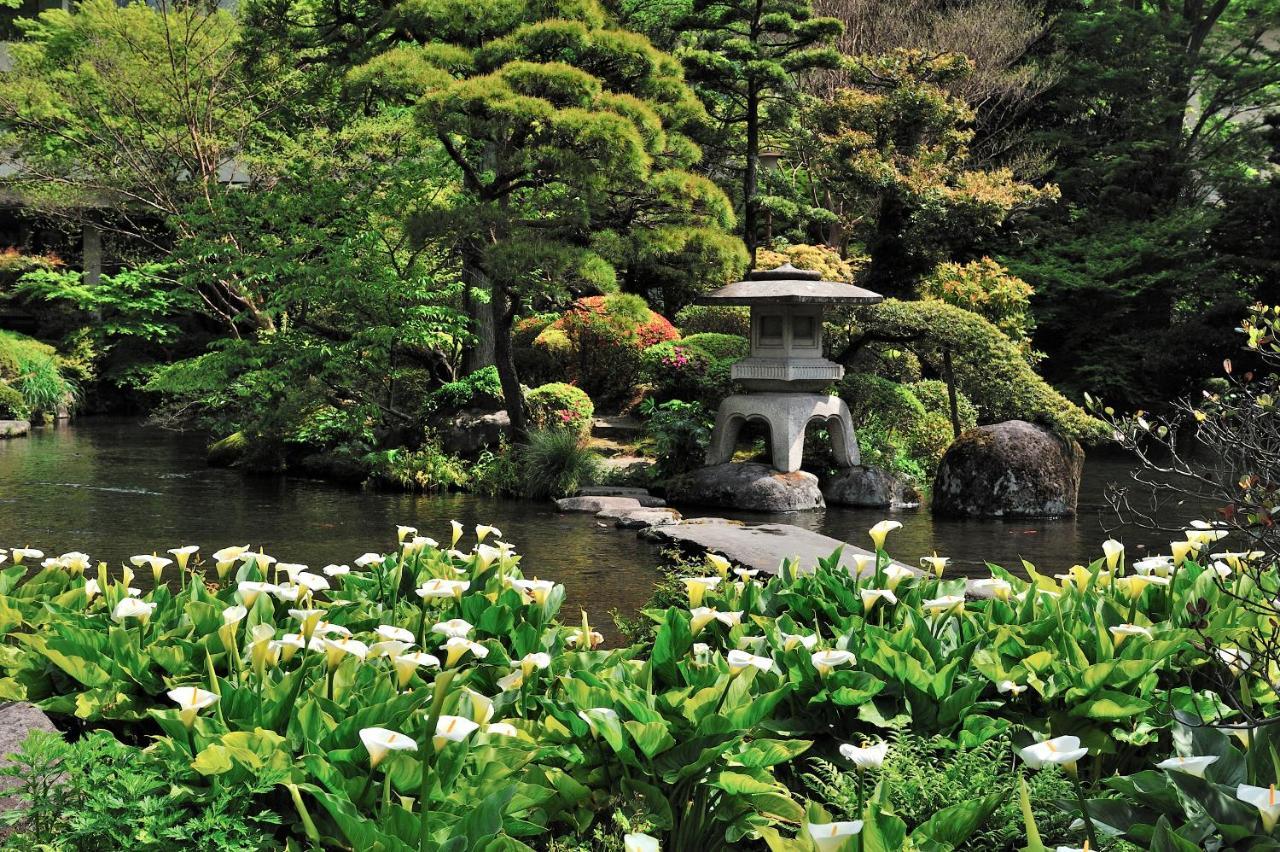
[0,420,30,439]
[821,465,920,509]
[665,462,824,512]
[932,420,1084,518]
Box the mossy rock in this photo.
[207,431,248,467]
[932,420,1084,518]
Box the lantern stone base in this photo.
[705,393,859,474]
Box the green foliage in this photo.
[835,373,933,480]
[918,258,1037,359]
[534,296,679,408]
[364,443,469,492]
[0,330,75,415]
[525,382,595,435]
[643,398,713,479]
[517,428,602,499]
[426,367,505,414]
[0,382,29,420]
[0,729,281,851]
[674,304,751,337]
[470,442,523,498]
[640,332,746,407]
[756,244,860,282]
[835,299,1106,441]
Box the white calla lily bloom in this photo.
[868,520,901,550]
[811,649,854,675]
[434,715,480,750]
[624,834,661,852]
[1020,736,1087,773]
[322,563,351,577]
[440,636,488,667]
[882,563,915,591]
[360,727,417,768]
[376,624,416,644]
[112,598,156,623]
[806,821,864,851]
[1101,539,1124,569]
[1155,755,1219,778]
[430,619,474,639]
[167,686,219,728]
[508,578,556,604]
[860,588,897,612]
[392,652,440,688]
[839,741,888,770]
[1109,623,1152,646]
[726,649,774,674]
[1238,784,1280,831]
[997,680,1027,696]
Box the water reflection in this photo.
[0,420,1192,629]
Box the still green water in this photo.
[0,419,1183,630]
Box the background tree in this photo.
[410,2,741,436]
[676,0,843,260]
[805,50,1057,295]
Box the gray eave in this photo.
[695,278,884,306]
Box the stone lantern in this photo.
[695,264,883,473]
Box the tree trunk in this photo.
[744,84,760,264]
[942,347,961,439]
[491,284,526,442]
[461,247,497,374]
[865,196,916,297]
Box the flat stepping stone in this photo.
[591,416,643,440]
[640,518,914,578]
[555,496,644,514]
[576,486,665,507]
[613,508,682,529]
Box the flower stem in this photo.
[1072,771,1098,849]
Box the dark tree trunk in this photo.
[864,196,918,298]
[744,84,760,264]
[461,246,497,374]
[491,284,526,442]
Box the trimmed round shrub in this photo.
[0,382,30,420]
[674,304,750,337]
[426,366,504,414]
[525,382,594,435]
[533,294,678,407]
[641,332,748,408]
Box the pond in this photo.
[0,419,1191,635]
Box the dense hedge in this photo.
[525,382,594,435]
[532,295,678,409]
[641,333,748,408]
[673,304,750,337]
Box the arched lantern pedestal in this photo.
[695,264,883,474]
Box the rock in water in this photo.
[438,409,510,456]
[664,462,824,512]
[931,420,1084,518]
[821,466,920,509]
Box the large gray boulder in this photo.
[0,703,57,822]
[932,420,1084,518]
[0,421,29,439]
[438,409,509,456]
[665,462,824,512]
[822,466,920,509]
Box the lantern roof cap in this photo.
[695,263,884,306]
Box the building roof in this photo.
[695,263,884,306]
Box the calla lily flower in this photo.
[359,727,417,768]
[486,722,519,738]
[860,588,897,612]
[706,553,731,577]
[1054,565,1093,592]
[391,651,439,688]
[434,715,481,750]
[1020,736,1087,774]
[1238,784,1280,831]
[460,688,494,724]
[1109,623,1152,646]
[850,553,875,577]
[1132,556,1173,577]
[11,547,42,564]
[167,545,198,571]
[474,524,500,542]
[276,563,306,584]
[971,577,1013,601]
[1115,574,1169,599]
[293,573,329,596]
[288,608,324,635]
[324,638,369,668]
[727,649,774,674]
[1217,646,1253,676]
[520,652,551,677]
[212,545,250,579]
[508,578,556,604]
[565,628,604,649]
[807,821,864,851]
[272,584,302,602]
[923,594,966,615]
[112,598,156,623]
[167,686,219,728]
[354,552,383,568]
[688,606,719,634]
[624,834,661,852]
[440,636,488,667]
[1101,539,1124,569]
[375,624,415,644]
[131,554,172,584]
[236,580,278,606]
[882,563,915,591]
[497,670,524,691]
[1169,539,1197,566]
[396,525,417,544]
[222,605,247,625]
[82,578,100,600]
[368,639,412,659]
[242,550,276,570]
[997,680,1027,696]
[734,566,759,582]
[779,632,818,652]
[322,563,350,577]
[681,576,722,608]
[868,520,902,551]
[416,579,469,600]
[60,552,91,574]
[920,554,949,577]
[839,741,888,770]
[811,649,854,675]
[404,536,437,556]
[449,520,464,547]
[1156,755,1219,778]
[430,618,473,639]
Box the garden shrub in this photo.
[517,428,601,499]
[512,314,559,386]
[424,366,504,414]
[755,243,863,281]
[640,332,747,408]
[674,304,750,337]
[908,378,978,430]
[0,329,75,415]
[836,299,1106,441]
[364,442,468,492]
[918,258,1038,360]
[643,398,713,479]
[835,373,955,480]
[532,294,678,408]
[0,381,30,420]
[525,382,594,435]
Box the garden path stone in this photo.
[664,462,824,512]
[0,702,58,822]
[639,518,915,577]
[575,486,666,506]
[555,495,644,514]
[612,508,682,529]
